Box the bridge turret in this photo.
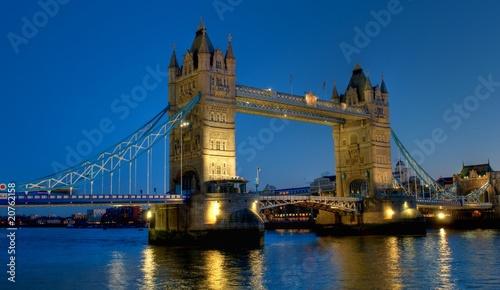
[331,80,340,103]
[198,33,211,72]
[168,47,179,83]
[225,34,236,76]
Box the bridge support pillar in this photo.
[148,193,264,246]
[315,196,425,236]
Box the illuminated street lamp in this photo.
[256,167,262,193]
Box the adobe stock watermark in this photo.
[7,0,70,54]
[51,64,168,172]
[340,0,410,63]
[213,0,243,21]
[236,117,290,176]
[410,74,500,164]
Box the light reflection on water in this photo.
[4,228,500,289]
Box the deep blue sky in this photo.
[2,0,500,211]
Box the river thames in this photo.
[1,228,499,289]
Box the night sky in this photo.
[2,0,500,214]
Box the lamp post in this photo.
[256,167,261,193]
[180,121,189,195]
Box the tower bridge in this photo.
[6,21,499,243]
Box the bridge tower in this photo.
[168,21,237,195]
[332,62,392,198]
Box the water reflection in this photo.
[99,229,500,289]
[140,247,157,290]
[106,251,127,289]
[204,250,228,289]
[138,245,266,289]
[437,229,454,289]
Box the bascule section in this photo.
[332,62,392,198]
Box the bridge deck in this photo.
[0,194,186,207]
[235,85,370,125]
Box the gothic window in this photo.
[342,139,347,146]
[222,141,226,151]
[210,112,214,121]
[221,114,226,123]
[216,141,221,150]
[216,60,222,69]
[216,165,221,175]
[210,139,214,149]
[216,113,220,122]
[192,82,196,88]
[376,107,385,118]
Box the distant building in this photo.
[87,209,106,224]
[453,162,499,204]
[310,176,336,196]
[436,177,454,189]
[274,187,309,195]
[393,160,409,183]
[101,206,143,226]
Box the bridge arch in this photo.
[348,179,368,197]
[174,167,199,195]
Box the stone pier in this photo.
[149,192,264,246]
[315,195,426,235]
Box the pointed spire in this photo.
[353,58,362,71]
[197,16,205,31]
[331,80,339,101]
[169,43,178,68]
[225,33,235,59]
[364,71,372,90]
[380,73,388,94]
[198,28,210,54]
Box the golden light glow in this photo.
[385,209,395,219]
[206,201,220,224]
[146,211,152,219]
[437,212,445,219]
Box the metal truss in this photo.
[391,129,458,201]
[465,179,491,203]
[235,85,370,125]
[392,129,492,206]
[259,195,363,214]
[19,93,201,192]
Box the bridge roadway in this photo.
[1,193,492,211]
[1,193,363,212]
[0,193,186,207]
[416,198,493,210]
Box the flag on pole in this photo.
[257,167,262,172]
[290,73,293,85]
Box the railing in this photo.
[1,193,187,206]
[259,195,361,202]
